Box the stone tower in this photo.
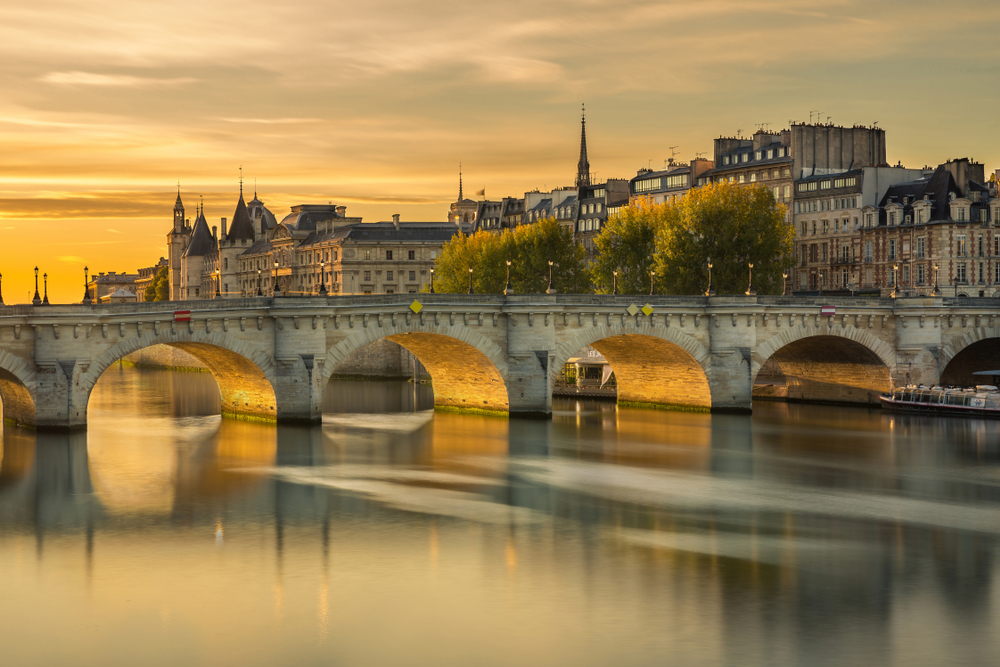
[167,185,189,300]
[575,105,591,188]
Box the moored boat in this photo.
[880,385,1000,416]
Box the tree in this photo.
[652,182,794,295]
[590,200,663,294]
[432,218,589,294]
[146,266,169,301]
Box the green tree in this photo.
[653,182,794,295]
[432,218,589,294]
[146,266,169,301]
[590,201,663,294]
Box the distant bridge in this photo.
[1,294,998,428]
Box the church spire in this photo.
[576,104,591,188]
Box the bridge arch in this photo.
[552,323,713,410]
[80,331,278,422]
[320,323,509,413]
[0,349,36,427]
[752,325,895,405]
[940,327,1000,386]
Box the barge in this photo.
[879,385,1000,416]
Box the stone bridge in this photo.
[1,294,998,429]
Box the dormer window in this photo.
[755,151,762,160]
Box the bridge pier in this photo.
[506,309,554,419]
[707,306,755,413]
[35,359,90,430]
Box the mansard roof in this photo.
[182,210,216,257]
[227,193,256,242]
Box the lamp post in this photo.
[319,261,327,295]
[705,260,715,297]
[0,272,4,306]
[215,269,221,298]
[273,260,280,297]
[782,271,788,297]
[504,260,513,295]
[32,266,41,305]
[745,262,756,296]
[429,268,435,294]
[649,270,656,296]
[612,270,618,296]
[42,272,49,305]
[257,269,263,297]
[932,263,940,296]
[546,260,556,294]
[891,263,899,299]
[83,266,91,304]
[467,267,473,295]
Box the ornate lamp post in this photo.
[429,268,435,294]
[0,272,4,306]
[273,260,280,297]
[83,266,92,304]
[42,272,49,305]
[257,269,263,297]
[745,262,756,296]
[649,270,656,296]
[504,260,513,295]
[215,269,221,298]
[891,263,899,299]
[932,263,940,296]
[612,270,618,296]
[546,260,556,294]
[467,267,474,295]
[32,266,41,305]
[319,261,327,295]
[705,260,715,297]
[782,271,789,297]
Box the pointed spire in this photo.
[239,166,244,197]
[174,181,184,209]
[458,163,464,201]
[576,104,590,188]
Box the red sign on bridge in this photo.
[174,310,191,322]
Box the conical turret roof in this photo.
[182,209,215,257]
[227,192,255,242]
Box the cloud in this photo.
[58,255,86,263]
[219,117,323,125]
[106,228,121,233]
[41,71,196,87]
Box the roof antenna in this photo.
[199,194,204,216]
[254,177,257,199]
[239,166,243,195]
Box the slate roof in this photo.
[182,210,216,257]
[298,222,467,247]
[227,193,256,242]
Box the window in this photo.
[741,153,749,163]
[364,250,371,260]
[889,239,897,260]
[386,250,393,260]
[811,221,817,235]
[820,180,831,190]
[957,207,966,222]
[808,182,818,191]
[774,186,780,200]
[916,237,926,258]
[917,264,925,285]
[738,174,745,183]
[822,220,829,234]
[957,263,967,283]
[767,149,774,159]
[800,222,807,236]
[408,271,415,281]
[783,168,791,177]
[387,271,395,281]
[750,173,757,183]
[903,265,910,284]
[755,150,762,160]
[980,262,985,283]
[889,267,896,286]
[797,183,808,193]
[723,156,730,165]
[784,185,791,199]
[957,235,967,256]
[364,271,371,281]
[407,250,415,260]
[821,244,828,261]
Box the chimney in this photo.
[212,225,218,240]
[336,206,347,217]
[221,217,227,240]
[392,213,400,229]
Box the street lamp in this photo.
[546,260,556,294]
[932,263,940,296]
[612,270,618,296]
[891,263,899,299]
[467,267,474,294]
[32,266,41,305]
[319,261,327,295]
[273,260,280,297]
[42,272,49,305]
[649,270,656,296]
[83,266,91,304]
[745,262,756,296]
[0,272,4,306]
[705,260,715,297]
[215,269,221,298]
[782,271,788,297]
[257,268,263,297]
[505,260,513,295]
[429,268,435,294]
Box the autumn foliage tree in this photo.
[432,218,589,294]
[145,266,169,301]
[589,200,663,294]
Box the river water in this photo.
[2,366,999,666]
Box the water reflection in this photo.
[1,368,999,666]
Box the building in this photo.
[135,257,168,302]
[859,158,997,297]
[792,166,926,292]
[87,270,138,303]
[448,168,479,225]
[629,158,714,205]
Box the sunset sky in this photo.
[1,0,998,302]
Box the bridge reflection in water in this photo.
[1,366,999,666]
